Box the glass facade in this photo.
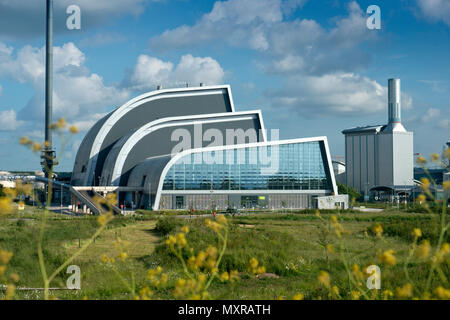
[162,142,332,191]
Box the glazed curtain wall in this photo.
[162,142,332,191]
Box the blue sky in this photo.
[0,0,449,171]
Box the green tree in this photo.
[337,182,361,202]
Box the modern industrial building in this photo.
[342,79,414,201]
[71,84,346,211]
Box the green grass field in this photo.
[0,207,448,300]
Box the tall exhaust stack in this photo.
[41,0,56,178]
[385,78,406,132]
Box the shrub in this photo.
[337,182,361,202]
[155,217,180,235]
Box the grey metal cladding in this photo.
[93,92,233,185]
[127,155,172,195]
[71,112,112,186]
[116,117,262,186]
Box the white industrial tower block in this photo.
[342,79,414,198]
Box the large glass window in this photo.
[162,142,332,191]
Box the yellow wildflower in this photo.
[378,249,397,266]
[318,271,330,288]
[219,272,229,282]
[430,153,440,162]
[412,228,422,238]
[165,235,176,246]
[351,291,361,300]
[416,156,427,165]
[249,258,259,269]
[373,223,383,237]
[292,293,304,300]
[0,250,13,264]
[56,118,66,129]
[416,194,426,204]
[0,265,6,275]
[420,178,430,190]
[396,283,413,298]
[175,233,187,247]
[331,285,340,296]
[69,125,79,134]
[382,290,394,300]
[416,240,431,259]
[0,197,13,215]
[119,252,128,260]
[434,286,450,300]
[181,226,190,233]
[19,136,32,145]
[32,142,42,153]
[217,215,227,225]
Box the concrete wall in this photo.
[316,195,349,210]
[392,132,414,186]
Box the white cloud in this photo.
[0,109,23,131]
[150,0,374,76]
[422,107,441,122]
[126,54,225,91]
[266,73,413,116]
[0,0,151,38]
[0,41,130,129]
[416,0,450,26]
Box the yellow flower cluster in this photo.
[114,237,131,261]
[351,264,364,282]
[0,248,17,300]
[351,291,361,300]
[0,250,13,265]
[173,276,209,300]
[97,211,114,227]
[378,249,397,266]
[431,242,450,264]
[219,270,239,283]
[382,290,394,300]
[416,156,427,165]
[330,215,345,237]
[412,228,422,239]
[247,258,266,275]
[101,254,115,264]
[434,286,450,300]
[205,216,227,232]
[396,283,413,298]
[0,197,13,215]
[135,286,153,300]
[317,270,331,288]
[372,223,383,237]
[420,178,431,190]
[292,292,304,300]
[187,246,218,273]
[415,240,431,259]
[147,266,168,288]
